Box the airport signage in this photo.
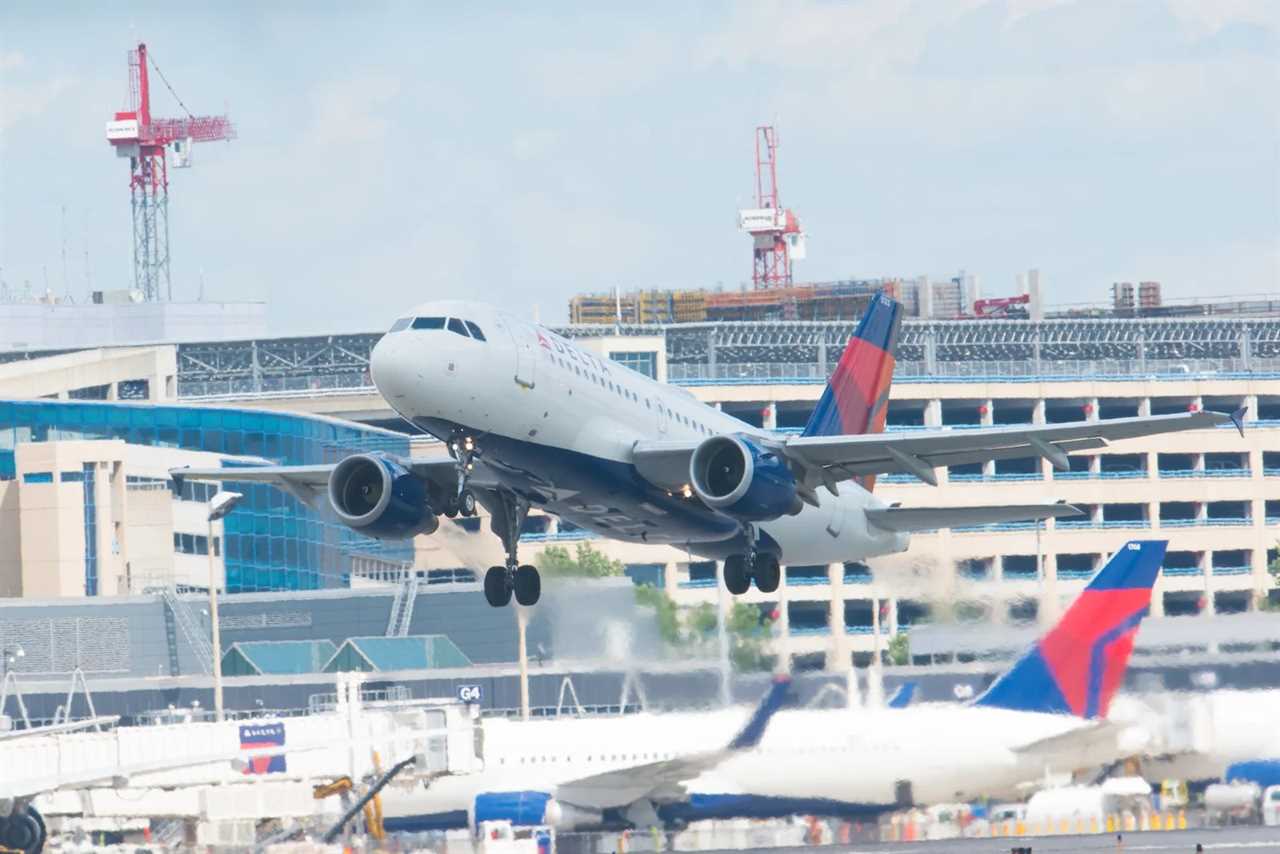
[239,722,287,774]
[105,119,140,141]
[737,208,786,232]
[457,684,483,704]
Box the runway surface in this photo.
[707,827,1280,853]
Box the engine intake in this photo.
[327,452,438,539]
[689,434,801,521]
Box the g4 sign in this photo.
[457,684,483,704]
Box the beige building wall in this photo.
[0,346,177,402]
[0,481,20,597]
[3,440,234,599]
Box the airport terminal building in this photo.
[1,306,1277,682]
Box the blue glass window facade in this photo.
[0,400,412,594]
[609,351,658,379]
[82,462,98,596]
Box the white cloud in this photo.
[1117,239,1280,303]
[511,128,562,161]
[0,50,25,71]
[1167,0,1279,39]
[0,74,75,134]
[527,31,681,99]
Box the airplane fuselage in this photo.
[369,301,908,564]
[379,704,1103,832]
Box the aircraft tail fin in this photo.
[886,682,915,709]
[800,291,902,489]
[728,676,793,750]
[973,540,1165,719]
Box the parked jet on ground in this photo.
[175,294,1240,606]
[380,539,1168,832]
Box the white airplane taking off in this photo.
[379,540,1169,832]
[174,294,1241,606]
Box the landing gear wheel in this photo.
[0,807,45,854]
[513,564,541,606]
[442,499,459,519]
[723,555,751,595]
[753,553,781,594]
[459,489,477,517]
[484,566,512,607]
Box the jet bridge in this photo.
[2,676,482,847]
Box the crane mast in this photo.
[105,43,235,302]
[737,125,805,289]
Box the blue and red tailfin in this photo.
[802,291,902,442]
[973,540,1166,719]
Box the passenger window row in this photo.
[390,316,487,341]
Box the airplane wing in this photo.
[634,409,1242,493]
[550,677,792,812]
[170,457,466,508]
[864,502,1082,532]
[1009,720,1151,771]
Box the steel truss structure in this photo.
[167,316,1280,396]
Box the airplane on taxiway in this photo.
[174,294,1242,607]
[378,540,1169,832]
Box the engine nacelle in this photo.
[472,793,605,830]
[327,452,438,539]
[689,434,801,521]
[543,798,605,830]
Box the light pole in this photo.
[1,645,23,680]
[207,490,243,723]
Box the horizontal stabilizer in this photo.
[865,503,1083,533]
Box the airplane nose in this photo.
[369,334,405,397]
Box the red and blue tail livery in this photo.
[801,291,902,442]
[974,539,1166,719]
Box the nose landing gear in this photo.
[445,434,480,518]
[483,489,542,608]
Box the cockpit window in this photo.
[447,317,470,337]
[464,320,486,341]
[389,317,412,332]
[411,316,446,330]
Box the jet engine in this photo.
[327,452,438,539]
[473,792,604,830]
[689,434,802,521]
[542,798,605,830]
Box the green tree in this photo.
[887,633,910,666]
[535,542,624,578]
[725,602,775,672]
[641,597,775,672]
[634,584,681,645]
[1262,545,1280,612]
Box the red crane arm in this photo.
[145,116,235,145]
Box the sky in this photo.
[1,1,1277,334]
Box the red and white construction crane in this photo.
[737,125,804,288]
[105,43,234,302]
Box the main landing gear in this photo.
[722,524,781,595]
[0,804,46,854]
[483,489,541,608]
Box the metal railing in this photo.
[154,586,213,674]
[1211,566,1253,576]
[789,625,832,636]
[667,356,1280,385]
